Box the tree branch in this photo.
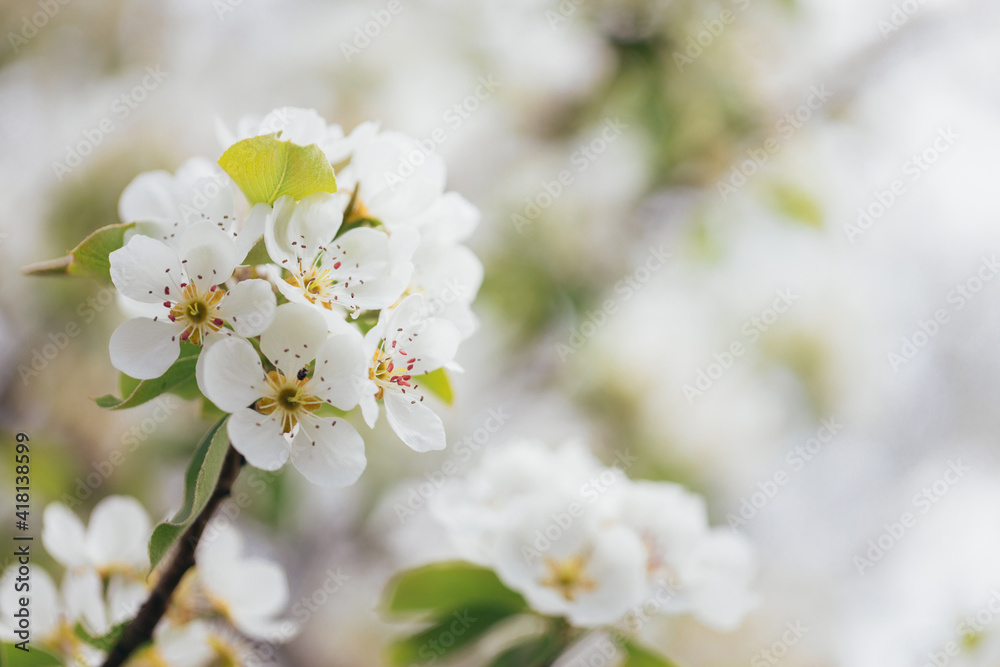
[100,444,245,667]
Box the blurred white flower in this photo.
[108,222,276,379]
[198,302,367,487]
[42,496,151,577]
[193,525,297,644]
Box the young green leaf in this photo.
[415,368,454,406]
[147,417,231,569]
[22,222,135,283]
[74,621,128,653]
[623,640,678,666]
[95,355,200,410]
[382,561,526,619]
[487,635,565,667]
[218,133,337,206]
[0,643,63,666]
[387,606,516,667]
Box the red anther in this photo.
[180,330,191,341]
[333,261,342,269]
[213,318,224,326]
[163,301,172,308]
[210,285,217,291]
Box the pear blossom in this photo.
[426,439,757,632]
[359,293,461,452]
[220,106,378,166]
[191,525,297,643]
[42,495,151,577]
[263,193,416,320]
[0,566,107,664]
[492,496,648,627]
[118,157,268,260]
[197,303,367,487]
[109,221,276,379]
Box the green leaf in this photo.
[95,354,200,410]
[416,368,454,406]
[22,222,134,283]
[387,606,516,667]
[242,236,272,265]
[770,183,823,228]
[488,636,565,667]
[383,561,526,619]
[147,417,231,569]
[0,643,63,666]
[218,133,337,206]
[623,641,678,667]
[74,621,127,653]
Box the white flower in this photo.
[407,240,483,340]
[360,294,460,452]
[263,193,416,320]
[491,495,648,628]
[118,157,268,260]
[193,525,297,643]
[431,440,607,562]
[42,496,151,576]
[614,482,758,631]
[197,302,367,487]
[220,106,378,165]
[338,131,448,232]
[109,222,276,379]
[0,566,108,663]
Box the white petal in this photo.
[384,390,446,452]
[227,409,290,471]
[217,279,276,337]
[290,416,366,487]
[260,107,328,145]
[110,235,183,304]
[359,392,379,428]
[153,621,217,667]
[62,569,108,636]
[311,331,367,410]
[236,202,270,261]
[42,503,89,568]
[109,318,182,380]
[118,170,178,223]
[260,303,328,376]
[107,575,147,625]
[198,337,266,413]
[178,222,239,291]
[0,566,60,641]
[85,496,151,572]
[327,227,408,310]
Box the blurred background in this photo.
[2,0,1000,664]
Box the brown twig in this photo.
[100,444,244,667]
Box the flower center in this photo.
[368,347,413,400]
[540,553,597,602]
[167,283,225,345]
[257,370,322,433]
[286,266,338,310]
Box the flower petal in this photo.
[384,390,446,452]
[227,408,290,471]
[178,222,239,291]
[110,234,183,304]
[311,331,367,410]
[290,416,366,487]
[259,303,328,376]
[85,495,151,572]
[198,337,266,413]
[118,169,178,224]
[0,566,59,641]
[217,279,276,337]
[42,503,88,568]
[62,568,108,636]
[109,318,182,380]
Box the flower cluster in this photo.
[429,440,758,630]
[109,107,483,487]
[0,498,293,666]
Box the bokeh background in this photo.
[3,0,1000,665]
